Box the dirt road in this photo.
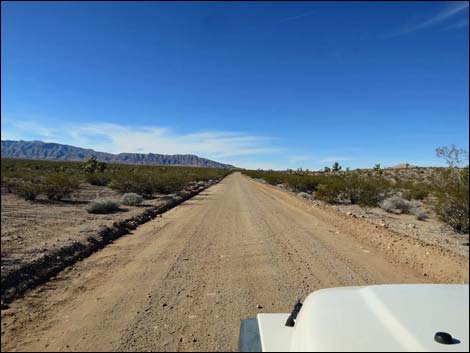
[1,172,437,351]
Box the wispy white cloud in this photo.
[287,155,316,164]
[1,117,358,170]
[1,118,281,162]
[276,10,315,24]
[441,18,469,31]
[385,2,469,38]
[319,157,353,164]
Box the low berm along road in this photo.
[1,172,437,351]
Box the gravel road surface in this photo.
[1,172,438,352]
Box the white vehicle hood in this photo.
[287,284,469,352]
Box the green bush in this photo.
[354,176,390,207]
[264,174,284,185]
[152,176,187,194]
[433,167,469,234]
[12,180,41,201]
[286,175,323,192]
[86,198,121,214]
[110,173,156,197]
[86,172,111,186]
[402,183,431,201]
[315,182,343,204]
[42,173,80,200]
[1,158,230,202]
[315,174,389,207]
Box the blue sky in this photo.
[1,1,468,170]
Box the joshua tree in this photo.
[83,157,107,174]
[332,162,342,172]
[373,163,383,175]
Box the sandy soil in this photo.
[1,184,167,271]
[1,172,468,352]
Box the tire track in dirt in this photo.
[2,173,431,352]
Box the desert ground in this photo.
[1,172,468,352]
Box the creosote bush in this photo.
[433,167,468,233]
[86,172,112,186]
[432,146,469,234]
[110,172,189,197]
[1,158,231,203]
[86,198,121,214]
[121,193,144,206]
[12,180,42,201]
[315,174,390,207]
[244,169,390,207]
[42,173,80,200]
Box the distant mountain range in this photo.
[1,140,235,169]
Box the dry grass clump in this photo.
[121,193,144,206]
[86,198,121,214]
[380,195,428,220]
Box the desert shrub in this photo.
[110,173,155,197]
[315,174,389,207]
[345,175,389,207]
[1,158,230,202]
[121,193,144,206]
[42,173,80,200]
[396,179,432,201]
[12,180,41,201]
[315,181,344,204]
[86,172,111,186]
[152,176,187,194]
[264,174,284,185]
[380,195,428,220]
[380,195,418,213]
[286,175,323,192]
[1,177,17,193]
[110,173,188,196]
[431,146,469,233]
[83,157,107,174]
[433,167,469,233]
[411,207,429,221]
[86,198,121,214]
[402,183,431,201]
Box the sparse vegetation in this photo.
[1,158,231,202]
[380,195,428,220]
[401,182,431,201]
[242,148,467,231]
[316,174,390,207]
[86,172,112,186]
[42,173,80,200]
[432,146,469,233]
[83,157,107,174]
[121,193,144,206]
[244,169,390,207]
[243,146,469,234]
[86,198,121,214]
[12,180,41,201]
